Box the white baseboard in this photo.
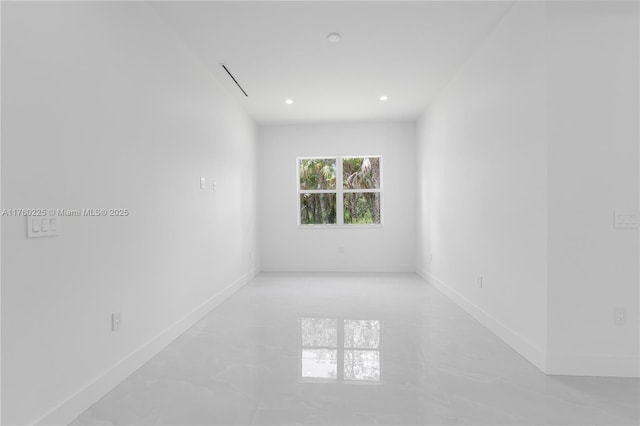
[546,352,639,378]
[261,263,415,273]
[416,267,547,373]
[417,267,640,378]
[34,268,258,426]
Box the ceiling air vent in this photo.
[221,64,248,97]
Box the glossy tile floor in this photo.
[72,273,639,425]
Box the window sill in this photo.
[297,224,383,229]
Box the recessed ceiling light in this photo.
[379,95,388,101]
[327,33,341,43]
[285,99,293,105]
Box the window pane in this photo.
[344,320,380,349]
[343,193,380,224]
[301,317,337,347]
[299,158,336,190]
[343,157,380,190]
[300,194,337,224]
[344,350,380,382]
[301,349,337,379]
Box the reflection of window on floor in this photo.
[300,317,381,383]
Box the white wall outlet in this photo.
[614,211,639,228]
[212,180,217,191]
[478,276,483,288]
[112,312,122,331]
[200,177,206,189]
[613,307,627,325]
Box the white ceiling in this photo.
[150,1,513,125]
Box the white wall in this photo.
[1,2,259,425]
[545,1,639,376]
[259,122,416,272]
[416,2,549,369]
[417,0,639,377]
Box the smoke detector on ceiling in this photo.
[327,33,341,43]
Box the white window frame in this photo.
[296,156,383,228]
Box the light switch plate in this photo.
[614,211,639,229]
[27,216,60,238]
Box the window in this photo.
[297,156,382,226]
[300,317,381,383]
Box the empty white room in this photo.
[1,1,638,425]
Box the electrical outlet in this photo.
[478,276,483,288]
[613,307,627,325]
[112,312,122,331]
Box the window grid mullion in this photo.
[299,190,337,194]
[342,189,382,194]
[301,345,338,350]
[337,318,345,381]
[336,158,344,225]
[344,345,380,350]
